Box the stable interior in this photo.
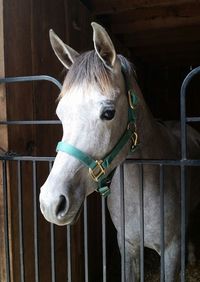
[1,1,200,281]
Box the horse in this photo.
[39,22,200,281]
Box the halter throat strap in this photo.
[56,66,138,197]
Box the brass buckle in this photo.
[128,90,136,110]
[89,160,105,182]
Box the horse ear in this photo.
[91,22,116,69]
[49,29,79,69]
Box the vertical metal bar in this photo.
[180,164,186,282]
[84,198,89,282]
[67,225,72,282]
[120,164,125,282]
[180,82,187,161]
[180,66,200,160]
[49,161,56,282]
[160,165,165,282]
[50,223,56,282]
[17,160,25,282]
[178,68,200,282]
[102,196,107,282]
[2,160,11,282]
[33,161,39,282]
[139,164,144,282]
[181,71,200,282]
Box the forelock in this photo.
[59,51,114,98]
[58,51,136,101]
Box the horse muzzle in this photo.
[39,190,72,225]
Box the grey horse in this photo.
[39,22,200,281]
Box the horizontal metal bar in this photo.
[0,75,62,90]
[1,155,200,165]
[0,156,55,161]
[125,158,200,166]
[0,75,62,125]
[186,117,200,122]
[0,120,61,125]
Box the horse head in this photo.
[39,22,138,225]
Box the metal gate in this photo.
[0,67,200,282]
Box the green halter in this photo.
[56,66,138,197]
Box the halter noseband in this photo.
[56,66,138,197]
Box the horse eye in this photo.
[100,109,115,120]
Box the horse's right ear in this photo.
[91,22,116,70]
[49,29,79,69]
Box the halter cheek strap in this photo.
[56,67,138,197]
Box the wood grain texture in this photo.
[93,1,200,65]
[90,0,198,15]
[0,0,9,281]
[111,5,200,34]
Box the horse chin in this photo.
[69,202,84,225]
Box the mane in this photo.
[59,50,135,99]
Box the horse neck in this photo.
[131,79,159,159]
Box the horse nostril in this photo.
[56,195,69,219]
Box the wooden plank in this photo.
[131,50,200,67]
[109,2,200,24]
[3,1,35,281]
[121,26,200,48]
[0,1,9,281]
[64,0,93,52]
[131,41,200,58]
[90,0,197,15]
[111,14,200,34]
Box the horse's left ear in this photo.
[91,22,116,69]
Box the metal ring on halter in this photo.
[131,132,138,151]
[127,122,138,151]
[128,90,137,109]
[127,122,136,132]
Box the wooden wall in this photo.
[0,1,9,281]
